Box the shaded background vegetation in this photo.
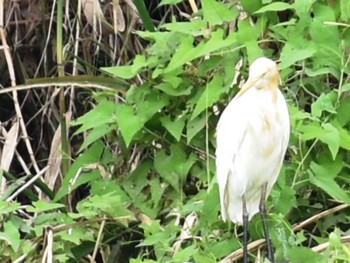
[1,0,350,262]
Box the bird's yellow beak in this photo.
[236,76,261,98]
[237,70,280,99]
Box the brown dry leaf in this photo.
[123,0,139,16]
[0,121,19,172]
[129,205,153,226]
[81,0,104,27]
[172,211,199,254]
[112,0,125,32]
[232,58,243,88]
[312,235,350,252]
[43,112,71,193]
[43,123,62,192]
[82,0,117,35]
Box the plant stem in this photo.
[133,0,155,32]
[56,0,70,184]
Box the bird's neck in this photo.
[268,74,280,104]
[270,86,278,104]
[255,79,279,104]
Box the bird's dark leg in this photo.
[259,183,275,263]
[242,195,249,263]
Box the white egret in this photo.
[215,57,290,263]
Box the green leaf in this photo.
[27,200,65,213]
[135,92,169,120]
[164,35,194,73]
[160,115,186,141]
[222,52,241,86]
[91,179,131,203]
[57,227,92,245]
[254,2,292,14]
[333,122,350,151]
[186,115,207,143]
[279,42,316,69]
[154,144,196,192]
[311,92,337,118]
[340,83,350,93]
[317,153,343,180]
[123,161,151,200]
[201,185,220,225]
[272,186,296,216]
[139,221,179,246]
[339,129,350,151]
[245,40,264,63]
[340,0,350,22]
[130,259,158,263]
[102,55,149,79]
[164,30,237,74]
[159,0,182,6]
[154,82,192,96]
[299,121,324,140]
[309,5,341,71]
[191,75,225,120]
[193,253,217,263]
[78,124,116,152]
[319,123,340,160]
[154,73,193,96]
[161,21,211,36]
[299,122,340,159]
[0,200,20,214]
[293,0,316,19]
[237,18,266,44]
[0,221,21,251]
[137,31,181,66]
[72,101,117,134]
[337,97,350,126]
[150,178,164,207]
[201,0,238,25]
[305,67,339,78]
[210,239,240,259]
[77,193,133,223]
[34,213,74,228]
[310,162,350,205]
[200,58,222,78]
[54,141,104,201]
[173,245,198,263]
[115,105,145,146]
[162,75,183,89]
[287,247,325,262]
[116,93,168,146]
[289,105,311,122]
[241,0,262,14]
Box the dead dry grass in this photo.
[0,0,147,197]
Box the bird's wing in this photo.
[267,90,290,191]
[215,96,248,222]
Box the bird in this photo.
[215,57,290,263]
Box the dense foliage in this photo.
[1,0,350,262]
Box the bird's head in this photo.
[237,57,280,98]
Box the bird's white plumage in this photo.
[215,57,290,225]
